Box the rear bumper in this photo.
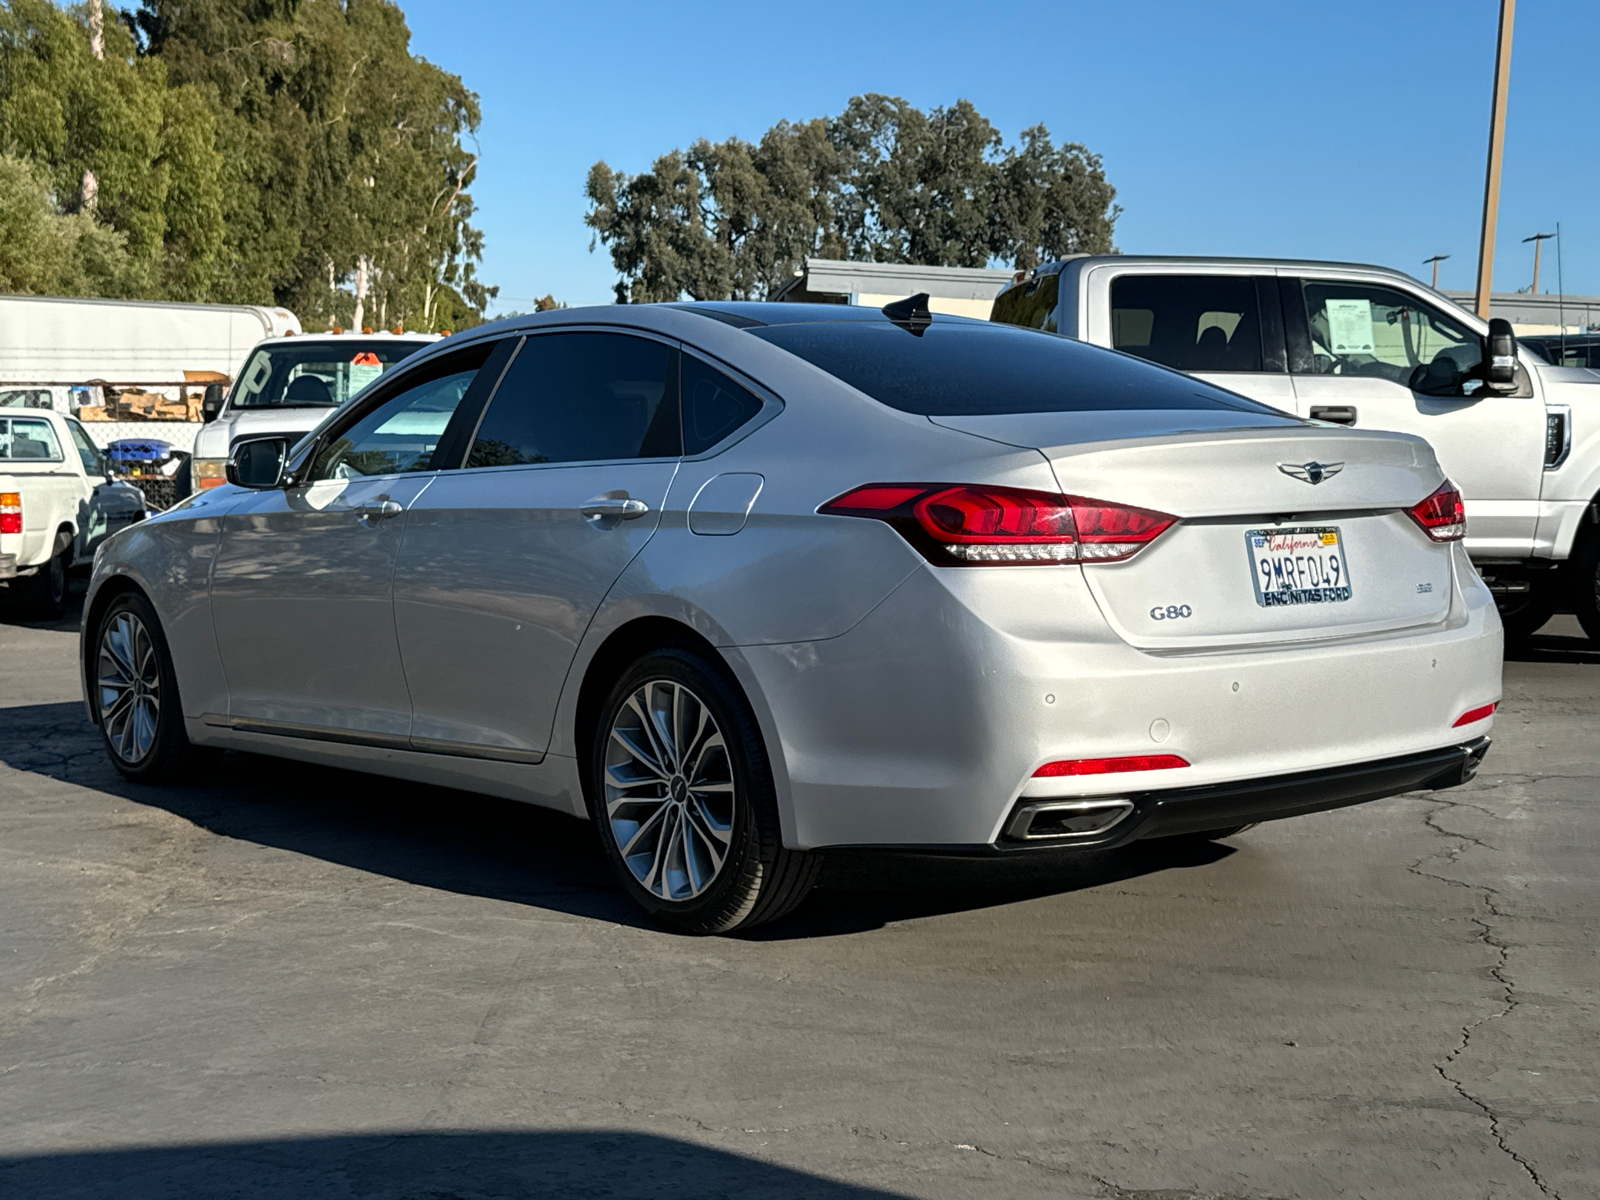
[1001,737,1490,850]
[0,553,14,579]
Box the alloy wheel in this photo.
[98,611,162,764]
[603,679,736,902]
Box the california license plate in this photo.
[1247,527,1353,607]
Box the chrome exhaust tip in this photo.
[1006,798,1136,841]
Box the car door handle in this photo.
[1310,405,1358,426]
[579,495,650,520]
[354,500,403,521]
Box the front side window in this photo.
[230,340,425,410]
[1299,281,1482,391]
[309,351,488,481]
[0,417,63,461]
[1110,275,1263,372]
[467,332,679,468]
[64,419,103,474]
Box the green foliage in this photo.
[0,0,493,329]
[586,94,1119,303]
[0,152,141,295]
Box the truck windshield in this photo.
[229,341,425,409]
[747,320,1283,416]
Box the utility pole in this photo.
[80,0,103,213]
[1423,254,1450,289]
[1474,0,1516,319]
[1523,232,1554,294]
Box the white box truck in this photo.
[0,293,302,457]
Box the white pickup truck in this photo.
[0,410,147,618]
[991,256,1600,641]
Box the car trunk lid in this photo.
[931,413,1456,649]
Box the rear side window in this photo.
[1110,275,1263,372]
[746,321,1279,416]
[468,333,680,467]
[990,272,1060,333]
[0,417,63,461]
[682,355,763,455]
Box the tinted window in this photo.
[0,417,63,460]
[1299,281,1481,389]
[990,272,1060,333]
[747,321,1279,416]
[1110,275,1263,372]
[682,355,763,454]
[467,333,679,468]
[310,347,491,480]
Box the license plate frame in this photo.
[1246,526,1354,607]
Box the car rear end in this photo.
[730,314,1502,850]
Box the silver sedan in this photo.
[80,301,1503,932]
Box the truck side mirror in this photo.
[226,435,289,489]
[1485,318,1518,387]
[201,384,226,423]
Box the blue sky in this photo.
[398,0,1599,313]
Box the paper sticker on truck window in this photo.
[1325,298,1375,354]
[348,352,384,393]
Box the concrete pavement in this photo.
[0,596,1595,1198]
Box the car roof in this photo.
[668,301,991,329]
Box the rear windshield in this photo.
[0,416,63,461]
[746,321,1282,416]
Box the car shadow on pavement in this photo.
[0,696,1232,939]
[1506,626,1600,665]
[0,1130,913,1199]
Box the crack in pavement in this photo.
[1409,796,1561,1199]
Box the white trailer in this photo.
[0,294,301,453]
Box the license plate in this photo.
[1246,527,1353,607]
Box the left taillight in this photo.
[1407,479,1466,542]
[819,483,1177,566]
[0,492,20,535]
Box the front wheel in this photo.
[1571,532,1600,643]
[589,647,819,934]
[92,592,204,783]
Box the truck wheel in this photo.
[588,646,819,934]
[92,592,205,783]
[1571,531,1600,643]
[15,532,69,619]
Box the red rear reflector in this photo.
[1033,754,1190,777]
[1452,702,1498,727]
[821,483,1176,566]
[0,492,19,535]
[1407,480,1466,542]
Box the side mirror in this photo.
[202,384,226,423]
[1485,318,1518,387]
[226,435,289,489]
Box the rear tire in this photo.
[588,646,818,934]
[15,532,68,619]
[91,591,205,784]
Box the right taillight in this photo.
[820,483,1177,565]
[0,492,20,535]
[1407,480,1466,542]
